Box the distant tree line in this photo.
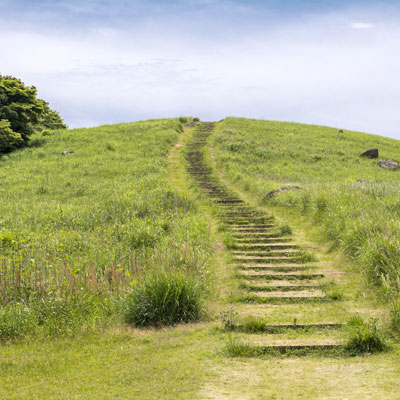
[0,74,67,153]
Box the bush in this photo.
[346,317,386,354]
[122,272,203,327]
[0,119,23,153]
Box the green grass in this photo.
[0,325,217,399]
[2,118,400,398]
[121,270,204,327]
[213,118,400,297]
[0,118,213,338]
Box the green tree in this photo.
[0,75,44,145]
[37,99,67,131]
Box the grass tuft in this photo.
[346,317,386,354]
[121,271,203,327]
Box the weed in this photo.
[298,248,317,262]
[280,224,292,235]
[223,336,259,357]
[346,317,386,354]
[324,284,344,301]
[219,306,238,330]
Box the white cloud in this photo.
[1,2,400,139]
[350,22,374,29]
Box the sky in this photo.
[1,0,400,139]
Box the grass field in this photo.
[0,118,213,338]
[1,117,400,399]
[213,118,400,303]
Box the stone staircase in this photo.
[185,122,347,355]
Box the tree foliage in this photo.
[0,74,67,153]
[37,99,67,131]
[0,119,23,152]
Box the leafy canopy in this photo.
[0,74,66,153]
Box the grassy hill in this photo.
[213,118,400,297]
[0,119,212,337]
[1,117,400,399]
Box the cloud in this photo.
[350,22,374,29]
[1,1,400,138]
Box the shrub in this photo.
[122,272,203,327]
[346,317,386,354]
[0,119,23,153]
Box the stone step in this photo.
[231,224,275,228]
[232,322,344,332]
[238,271,325,280]
[235,238,291,244]
[247,289,326,299]
[216,200,244,204]
[232,256,303,264]
[229,334,346,355]
[223,219,273,225]
[237,265,314,272]
[232,250,301,257]
[233,342,345,355]
[233,233,283,239]
[233,243,299,250]
[221,213,265,218]
[240,280,322,291]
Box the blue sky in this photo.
[1,0,400,138]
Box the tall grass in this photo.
[0,118,213,339]
[122,270,203,327]
[213,118,400,297]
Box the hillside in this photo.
[213,118,400,295]
[1,118,400,399]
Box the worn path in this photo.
[174,121,400,399]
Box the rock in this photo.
[377,160,399,170]
[185,121,198,127]
[356,179,367,184]
[338,129,344,133]
[61,150,74,155]
[262,186,301,201]
[360,149,378,159]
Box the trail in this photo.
[185,122,346,352]
[177,122,400,399]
